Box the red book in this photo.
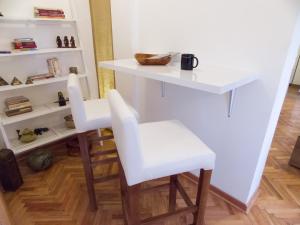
[36,13,65,19]
[34,7,65,18]
[37,9,64,14]
[37,12,65,17]
[13,41,37,49]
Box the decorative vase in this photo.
[27,150,53,171]
[64,114,75,129]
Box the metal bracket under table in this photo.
[160,81,237,118]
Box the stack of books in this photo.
[27,73,55,82]
[5,96,33,117]
[34,7,65,19]
[13,38,37,51]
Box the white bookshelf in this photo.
[0,48,82,58]
[0,14,90,154]
[0,74,87,93]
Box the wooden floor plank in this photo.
[3,86,300,224]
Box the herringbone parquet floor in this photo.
[4,87,300,225]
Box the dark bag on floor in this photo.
[0,149,23,191]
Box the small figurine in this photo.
[0,76,9,86]
[56,36,62,48]
[34,128,49,135]
[64,114,75,129]
[58,91,66,106]
[69,67,78,74]
[70,36,76,48]
[25,77,33,85]
[64,36,69,48]
[11,77,22,85]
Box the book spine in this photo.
[14,48,37,51]
[7,102,32,110]
[5,98,29,105]
[35,16,66,19]
[13,42,37,49]
[5,99,29,106]
[14,38,33,42]
[31,76,55,81]
[5,106,32,113]
[35,14,65,19]
[28,74,54,80]
[5,107,33,117]
[6,97,29,102]
[35,9,64,14]
[37,12,65,16]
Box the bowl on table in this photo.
[135,53,172,65]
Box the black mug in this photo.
[181,54,199,70]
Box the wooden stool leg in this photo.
[119,162,129,225]
[78,133,97,211]
[169,175,178,212]
[193,169,212,225]
[127,184,141,225]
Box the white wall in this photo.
[111,0,300,203]
[248,14,300,202]
[110,0,139,106]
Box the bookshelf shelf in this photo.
[0,17,76,23]
[10,124,76,154]
[0,48,82,58]
[0,74,87,93]
[1,102,71,126]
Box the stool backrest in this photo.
[67,74,87,131]
[108,90,143,186]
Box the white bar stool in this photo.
[67,74,135,210]
[108,89,216,225]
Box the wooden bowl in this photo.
[135,53,171,65]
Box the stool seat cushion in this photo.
[139,120,215,183]
[83,99,139,132]
[83,99,111,131]
[79,98,138,132]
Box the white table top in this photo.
[99,59,258,94]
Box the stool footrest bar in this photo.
[91,157,118,167]
[94,174,119,183]
[90,149,117,157]
[88,135,114,143]
[142,183,170,193]
[176,180,194,207]
[141,206,197,225]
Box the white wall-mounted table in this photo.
[99,59,258,117]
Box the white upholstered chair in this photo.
[108,89,216,225]
[67,74,137,210]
